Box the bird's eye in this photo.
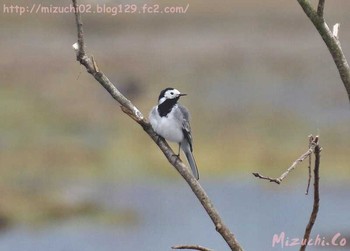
[170,92,174,95]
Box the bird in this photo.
[149,87,199,180]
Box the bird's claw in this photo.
[156,135,165,144]
[172,153,181,162]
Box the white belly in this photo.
[150,108,183,143]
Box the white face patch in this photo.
[159,89,182,104]
[164,89,181,99]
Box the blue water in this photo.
[0,180,349,251]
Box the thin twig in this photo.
[252,173,281,184]
[253,137,318,184]
[91,55,99,72]
[172,245,214,251]
[71,1,243,250]
[317,0,325,18]
[72,0,85,58]
[297,0,350,102]
[305,135,313,195]
[300,143,321,251]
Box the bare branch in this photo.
[297,0,350,102]
[71,1,243,250]
[172,245,214,251]
[253,136,318,184]
[300,142,321,251]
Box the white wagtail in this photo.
[149,87,199,180]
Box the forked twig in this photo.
[253,136,319,184]
[253,135,322,251]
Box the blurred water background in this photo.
[1,0,350,250]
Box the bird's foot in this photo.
[156,135,165,144]
[172,153,181,162]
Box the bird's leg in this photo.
[157,135,181,161]
[177,143,181,158]
[172,144,181,160]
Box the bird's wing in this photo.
[178,105,193,152]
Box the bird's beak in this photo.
[179,93,187,97]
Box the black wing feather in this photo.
[178,105,193,152]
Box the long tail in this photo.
[183,144,199,180]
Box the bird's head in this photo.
[158,87,187,104]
